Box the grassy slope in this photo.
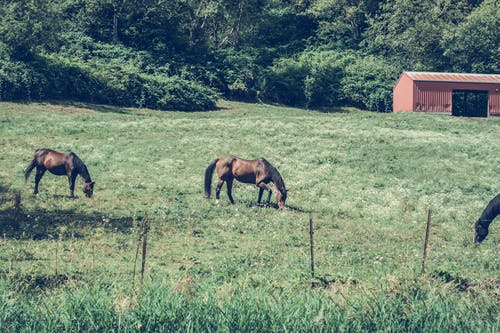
[0,101,498,330]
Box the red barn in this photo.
[393,71,500,117]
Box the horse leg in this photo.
[68,171,78,199]
[226,178,235,204]
[215,179,224,205]
[257,188,264,207]
[257,182,271,207]
[265,188,273,207]
[34,167,46,195]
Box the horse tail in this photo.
[24,159,37,182]
[204,158,219,198]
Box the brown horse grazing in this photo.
[204,155,287,209]
[25,148,95,198]
[474,193,500,243]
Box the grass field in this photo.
[0,101,498,332]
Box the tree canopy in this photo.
[0,0,497,111]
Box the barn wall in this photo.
[414,83,451,113]
[489,90,500,116]
[393,73,414,112]
[413,82,500,115]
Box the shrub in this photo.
[260,49,352,108]
[341,55,401,112]
[0,58,48,101]
[260,57,308,106]
[302,50,355,108]
[150,76,219,111]
[217,50,259,102]
[259,50,401,112]
[0,48,218,111]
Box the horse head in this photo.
[83,181,95,198]
[474,219,489,243]
[276,189,287,209]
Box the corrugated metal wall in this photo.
[414,81,500,115]
[414,86,451,112]
[489,91,500,115]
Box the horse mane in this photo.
[70,152,92,182]
[474,193,500,243]
[480,194,500,220]
[477,194,500,227]
[262,159,286,195]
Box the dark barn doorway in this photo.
[452,90,489,117]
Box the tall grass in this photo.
[0,280,497,332]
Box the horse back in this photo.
[215,156,237,180]
[34,148,73,174]
[232,157,270,184]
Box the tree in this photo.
[363,0,473,71]
[307,0,382,48]
[442,0,500,73]
[0,0,61,59]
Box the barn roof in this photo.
[405,71,500,84]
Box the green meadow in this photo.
[0,101,498,332]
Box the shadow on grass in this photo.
[0,183,11,206]
[240,199,307,212]
[312,106,350,114]
[8,272,81,292]
[68,101,128,114]
[55,100,225,114]
[0,206,136,240]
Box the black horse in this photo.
[474,193,499,243]
[25,148,95,198]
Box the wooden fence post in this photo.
[421,208,431,275]
[141,218,150,285]
[13,191,22,228]
[309,211,315,286]
[132,216,151,288]
[132,217,141,290]
[55,236,59,276]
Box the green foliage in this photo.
[260,50,399,111]
[302,50,351,108]
[213,49,260,102]
[260,57,307,106]
[442,0,500,73]
[363,0,474,71]
[0,58,48,101]
[0,33,218,111]
[149,75,219,111]
[341,54,401,112]
[260,50,351,107]
[307,0,376,48]
[0,0,60,59]
[0,0,497,110]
